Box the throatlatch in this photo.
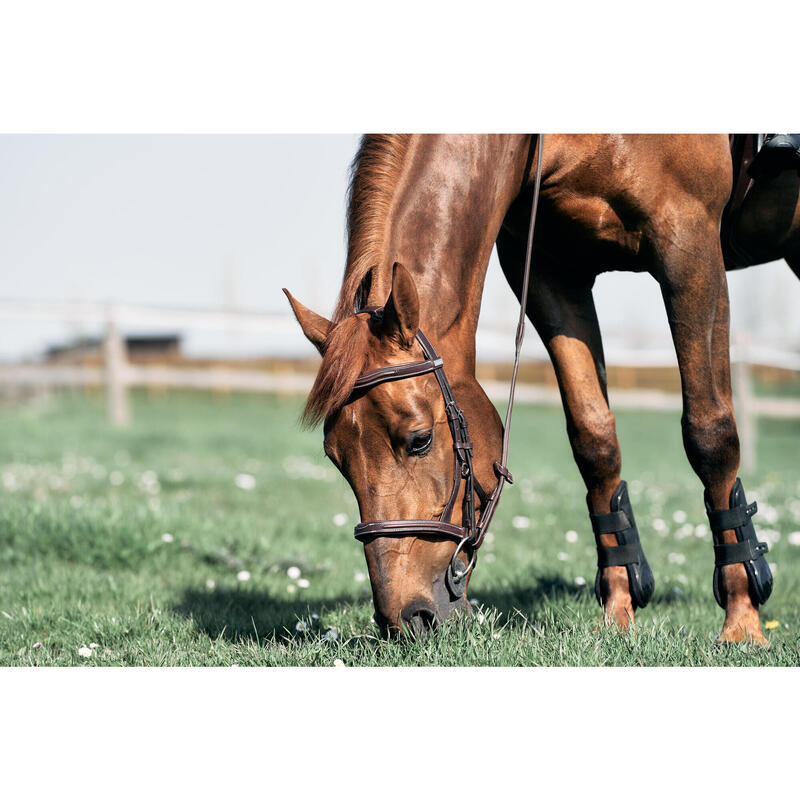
[589,480,655,609]
[706,477,773,609]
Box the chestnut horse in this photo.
[286,134,800,643]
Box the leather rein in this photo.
[351,134,544,598]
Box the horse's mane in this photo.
[303,134,411,427]
[333,134,411,323]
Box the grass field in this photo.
[1,388,799,666]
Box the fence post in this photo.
[104,305,131,427]
[733,334,756,474]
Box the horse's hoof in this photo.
[597,600,634,634]
[715,623,769,648]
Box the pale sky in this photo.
[1,135,799,362]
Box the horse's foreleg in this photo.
[657,229,769,644]
[519,265,652,630]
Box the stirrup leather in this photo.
[589,480,655,610]
[706,477,773,609]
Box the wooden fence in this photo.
[2,300,800,474]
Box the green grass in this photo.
[1,389,800,666]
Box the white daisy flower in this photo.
[286,584,296,594]
[762,505,779,524]
[206,579,216,589]
[236,570,251,582]
[788,531,800,546]
[161,533,174,543]
[78,646,93,658]
[295,621,309,633]
[297,578,310,589]
[333,659,345,667]
[324,627,340,641]
[332,513,348,527]
[672,510,688,524]
[286,566,301,580]
[354,571,366,583]
[235,473,256,490]
[565,530,579,543]
[574,576,587,586]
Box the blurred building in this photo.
[45,334,182,365]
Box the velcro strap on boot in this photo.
[707,502,757,534]
[597,542,642,567]
[590,510,631,536]
[713,539,768,566]
[591,509,641,567]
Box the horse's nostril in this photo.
[400,604,436,637]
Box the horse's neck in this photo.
[365,134,530,373]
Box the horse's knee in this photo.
[568,407,621,486]
[681,405,739,484]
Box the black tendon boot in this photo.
[706,478,773,609]
[589,480,655,609]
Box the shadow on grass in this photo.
[475,574,581,616]
[475,572,695,613]
[172,586,363,643]
[173,572,700,644]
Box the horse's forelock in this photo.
[302,316,370,428]
[305,136,410,427]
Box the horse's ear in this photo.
[383,262,419,349]
[283,289,331,355]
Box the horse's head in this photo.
[285,264,503,637]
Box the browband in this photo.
[353,358,444,392]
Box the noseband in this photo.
[350,134,544,599]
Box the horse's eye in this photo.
[406,430,433,456]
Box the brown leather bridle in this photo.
[351,135,544,599]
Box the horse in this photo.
[285,134,800,643]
